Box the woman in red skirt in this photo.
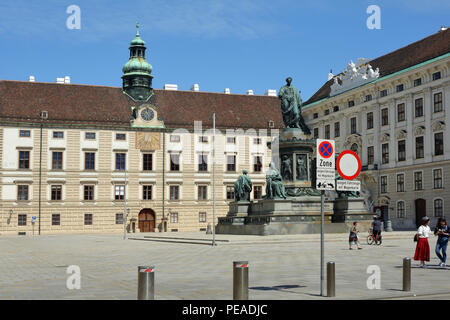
[415,216,431,267]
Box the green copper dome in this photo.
[122,58,152,74]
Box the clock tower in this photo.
[122,23,154,101]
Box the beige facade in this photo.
[0,126,273,235]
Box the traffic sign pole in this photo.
[320,190,325,297]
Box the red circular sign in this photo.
[318,141,333,159]
[336,150,361,180]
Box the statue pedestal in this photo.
[333,197,373,232]
[227,201,251,217]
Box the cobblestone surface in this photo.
[1,232,449,300]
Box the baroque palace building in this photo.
[1,27,449,235]
[303,27,450,230]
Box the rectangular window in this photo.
[52,214,60,226]
[199,212,207,223]
[350,117,357,134]
[333,106,339,112]
[367,146,374,165]
[413,78,422,87]
[143,185,152,200]
[170,186,179,200]
[84,152,95,170]
[433,169,443,189]
[227,137,236,144]
[19,130,30,137]
[115,213,123,224]
[434,92,443,113]
[432,71,441,81]
[414,171,423,190]
[434,199,444,217]
[313,128,319,139]
[380,176,387,194]
[397,202,405,218]
[415,98,423,117]
[116,133,126,140]
[170,212,178,223]
[313,113,318,119]
[396,84,404,92]
[334,122,340,138]
[324,109,330,116]
[115,185,125,200]
[348,100,355,107]
[397,174,405,192]
[19,151,30,169]
[382,143,389,164]
[397,103,405,122]
[18,214,27,226]
[143,153,153,171]
[170,154,180,171]
[380,89,388,97]
[17,185,29,201]
[381,108,389,126]
[254,156,263,172]
[365,94,372,102]
[84,213,93,225]
[52,151,63,170]
[53,131,64,139]
[51,185,62,201]
[115,153,126,171]
[227,155,236,172]
[367,112,373,129]
[254,186,262,200]
[84,185,94,201]
[199,136,208,143]
[170,135,180,142]
[416,136,424,159]
[435,132,444,156]
[226,186,235,200]
[198,185,208,201]
[398,140,406,162]
[198,154,208,171]
[85,132,96,140]
[324,125,330,139]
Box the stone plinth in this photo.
[227,201,251,217]
[333,197,373,232]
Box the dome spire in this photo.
[136,21,140,36]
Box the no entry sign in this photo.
[336,150,361,180]
[316,139,335,190]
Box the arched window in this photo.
[434,198,444,217]
[397,201,405,218]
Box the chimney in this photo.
[440,26,448,31]
[29,76,35,82]
[247,90,254,95]
[164,84,178,91]
[224,88,230,94]
[190,84,199,92]
[265,89,277,96]
[64,76,70,84]
[56,77,65,84]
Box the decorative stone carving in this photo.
[396,129,407,140]
[380,133,390,143]
[330,58,380,96]
[367,135,374,144]
[431,120,446,132]
[345,134,362,149]
[413,125,426,136]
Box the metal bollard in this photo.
[327,261,335,297]
[137,265,155,300]
[233,261,249,300]
[403,257,411,291]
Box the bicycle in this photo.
[367,228,382,245]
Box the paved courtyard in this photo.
[1,231,450,300]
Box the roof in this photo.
[304,29,450,106]
[0,80,284,130]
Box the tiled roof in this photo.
[304,29,450,106]
[0,80,284,130]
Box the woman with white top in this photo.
[414,216,431,267]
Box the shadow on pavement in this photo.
[249,284,305,291]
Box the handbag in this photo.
[414,234,419,242]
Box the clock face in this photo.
[140,107,154,121]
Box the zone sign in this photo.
[316,139,335,190]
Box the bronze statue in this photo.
[264,163,287,199]
[281,154,293,181]
[234,170,252,201]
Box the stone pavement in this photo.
[1,231,450,300]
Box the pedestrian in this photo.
[434,217,449,267]
[371,215,382,243]
[414,216,431,268]
[349,221,362,250]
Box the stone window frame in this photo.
[433,167,443,190]
[396,173,405,192]
[52,214,61,226]
[397,200,406,219]
[433,198,444,217]
[413,170,423,191]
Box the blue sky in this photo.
[0,0,449,101]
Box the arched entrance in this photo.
[415,199,426,228]
[139,209,155,232]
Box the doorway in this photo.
[139,209,155,232]
[415,199,426,228]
